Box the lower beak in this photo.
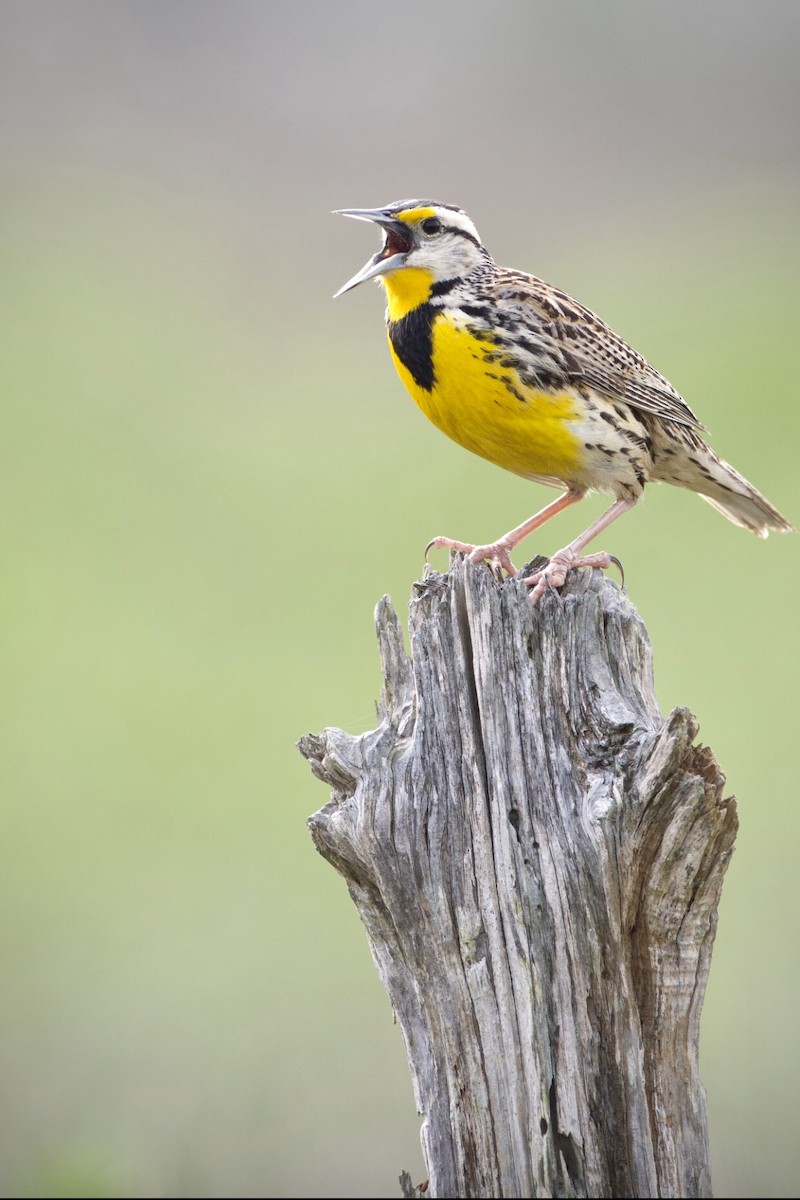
[332,208,409,298]
[333,249,407,298]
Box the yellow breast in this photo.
[388,315,585,483]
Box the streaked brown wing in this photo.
[489,270,706,432]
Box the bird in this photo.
[333,200,792,601]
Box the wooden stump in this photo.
[298,557,737,1199]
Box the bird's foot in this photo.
[524,549,623,604]
[425,535,518,578]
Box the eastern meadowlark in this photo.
[334,200,792,600]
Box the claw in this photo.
[607,554,625,588]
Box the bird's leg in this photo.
[426,489,586,576]
[525,497,635,603]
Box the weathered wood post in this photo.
[298,556,737,1199]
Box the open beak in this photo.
[333,208,412,298]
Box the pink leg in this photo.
[525,497,635,603]
[426,490,586,576]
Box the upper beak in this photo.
[332,208,410,298]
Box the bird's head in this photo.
[333,200,489,311]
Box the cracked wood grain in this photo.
[298,557,737,1199]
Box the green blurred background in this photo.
[1,2,798,1196]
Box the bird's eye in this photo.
[421,217,442,236]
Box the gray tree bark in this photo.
[298,557,737,1199]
